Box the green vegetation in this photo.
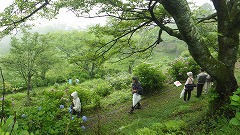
[2,81,240,134]
[1,0,240,134]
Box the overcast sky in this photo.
[0,0,213,29]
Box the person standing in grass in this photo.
[205,75,213,94]
[184,72,195,102]
[196,69,208,98]
[68,78,72,85]
[129,76,143,114]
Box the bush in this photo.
[168,57,200,81]
[133,63,166,95]
[80,78,113,97]
[137,127,157,135]
[104,72,132,90]
[68,86,101,111]
[17,89,86,135]
[0,98,13,117]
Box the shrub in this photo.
[17,88,86,135]
[104,72,132,90]
[0,98,13,117]
[80,78,113,97]
[0,116,30,134]
[137,127,157,135]
[133,63,166,94]
[69,86,101,111]
[168,57,200,81]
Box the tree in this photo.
[160,0,239,112]
[0,0,51,38]
[58,0,239,113]
[1,0,240,114]
[75,0,240,112]
[1,30,55,104]
[48,29,126,78]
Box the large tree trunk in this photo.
[161,0,239,112]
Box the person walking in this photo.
[184,72,195,102]
[129,76,143,114]
[196,69,208,98]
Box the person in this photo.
[75,78,80,84]
[205,75,213,94]
[183,72,195,102]
[70,91,81,117]
[196,69,208,98]
[68,78,72,85]
[129,76,143,114]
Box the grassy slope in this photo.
[84,84,211,134]
[5,82,240,134]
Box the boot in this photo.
[135,102,141,109]
[128,106,134,114]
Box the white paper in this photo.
[174,81,182,87]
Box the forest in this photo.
[0,0,240,134]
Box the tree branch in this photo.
[94,20,152,58]
[197,12,217,23]
[148,0,183,40]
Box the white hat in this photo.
[187,72,193,76]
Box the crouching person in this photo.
[129,76,143,114]
[70,91,81,117]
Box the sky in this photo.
[0,0,213,29]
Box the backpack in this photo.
[138,85,143,95]
[198,74,207,84]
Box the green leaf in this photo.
[13,121,18,131]
[230,101,240,106]
[2,116,14,131]
[19,130,29,135]
[233,88,240,94]
[231,95,240,101]
[236,112,240,120]
[230,118,240,125]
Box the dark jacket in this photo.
[132,83,143,95]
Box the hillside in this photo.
[3,79,240,134]
[82,84,239,135]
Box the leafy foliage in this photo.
[230,88,240,126]
[1,30,58,103]
[79,78,112,97]
[0,116,30,135]
[168,56,201,81]
[104,72,132,90]
[133,63,166,94]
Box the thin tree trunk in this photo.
[0,67,6,125]
[27,74,32,104]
